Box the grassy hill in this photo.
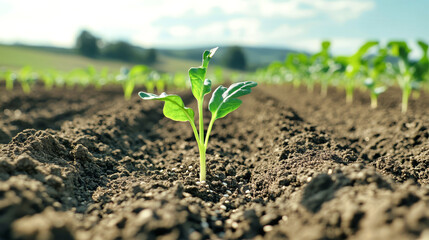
[0,44,299,74]
[0,45,203,73]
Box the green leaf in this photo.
[388,41,411,61]
[209,81,257,120]
[138,92,194,122]
[189,47,218,100]
[353,41,378,59]
[203,47,219,68]
[321,41,331,51]
[203,79,212,96]
[189,67,208,99]
[130,65,149,77]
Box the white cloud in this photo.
[257,0,317,19]
[0,0,375,47]
[147,20,306,48]
[168,26,193,38]
[306,0,375,22]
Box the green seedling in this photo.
[286,53,310,90]
[5,70,17,91]
[411,41,429,99]
[117,65,150,100]
[387,41,428,113]
[285,54,301,88]
[311,41,340,97]
[41,70,56,90]
[158,73,172,92]
[138,47,257,181]
[336,41,378,103]
[387,41,412,113]
[144,71,157,93]
[363,47,388,108]
[66,68,90,88]
[18,66,37,93]
[265,61,285,85]
[116,67,131,99]
[364,78,386,109]
[148,71,163,93]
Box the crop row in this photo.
[2,41,428,113]
[0,65,226,100]
[247,40,429,113]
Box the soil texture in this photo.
[0,84,428,240]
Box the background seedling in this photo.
[336,41,378,103]
[363,47,388,108]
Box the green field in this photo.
[0,45,202,73]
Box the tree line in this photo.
[75,30,157,64]
[76,30,248,70]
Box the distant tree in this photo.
[103,41,135,62]
[75,30,99,58]
[145,48,157,64]
[224,46,247,70]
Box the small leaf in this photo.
[353,41,378,59]
[139,92,194,122]
[209,81,257,120]
[190,47,218,100]
[209,47,219,58]
[189,67,207,100]
[203,47,219,68]
[203,79,212,96]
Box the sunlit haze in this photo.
[0,0,428,56]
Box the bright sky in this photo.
[0,0,428,56]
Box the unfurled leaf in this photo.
[203,47,219,68]
[353,41,378,59]
[138,92,194,122]
[189,47,218,100]
[388,41,411,61]
[209,81,257,120]
[189,67,211,99]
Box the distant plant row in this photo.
[247,40,429,113]
[0,65,227,100]
[2,40,427,113]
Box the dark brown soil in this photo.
[0,84,428,240]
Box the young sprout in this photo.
[5,71,17,91]
[117,65,149,100]
[337,41,378,103]
[411,41,429,100]
[363,47,388,108]
[18,66,37,94]
[66,68,91,88]
[138,47,257,181]
[286,53,311,90]
[364,78,386,108]
[311,41,340,97]
[157,73,170,93]
[387,41,428,113]
[285,53,301,88]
